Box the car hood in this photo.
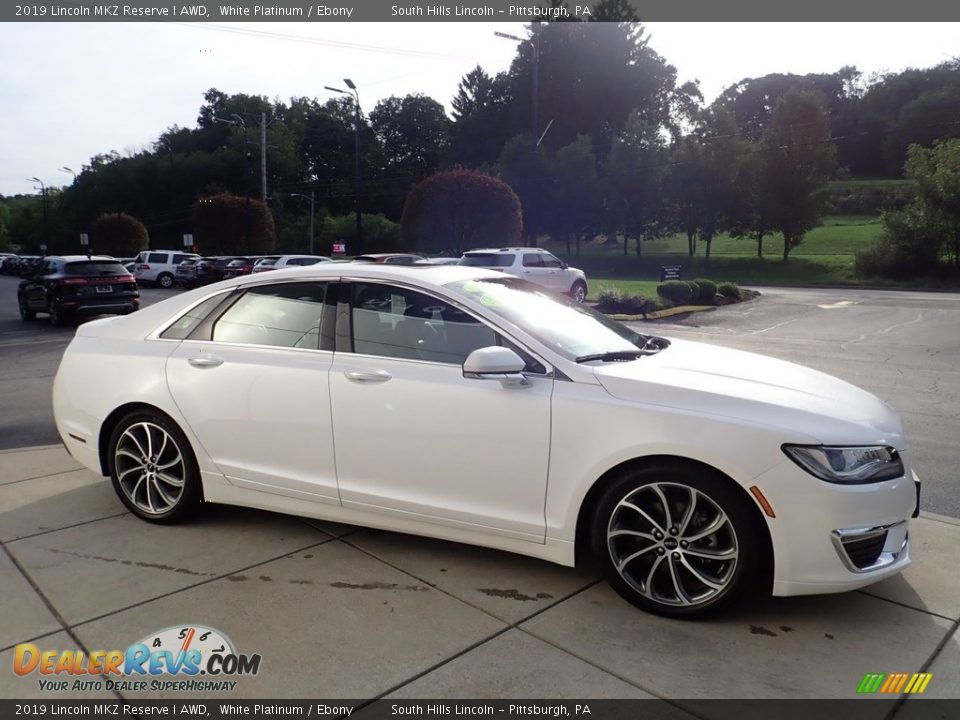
[593,338,904,448]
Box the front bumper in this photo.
[751,460,917,596]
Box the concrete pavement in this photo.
[1,445,958,707]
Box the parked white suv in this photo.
[459,248,588,303]
[251,254,332,273]
[134,250,199,288]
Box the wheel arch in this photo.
[97,402,183,476]
[573,454,774,592]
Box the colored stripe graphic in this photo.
[857,672,932,694]
[857,673,885,693]
[905,673,933,694]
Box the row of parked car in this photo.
[11,247,589,327]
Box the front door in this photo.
[329,281,553,541]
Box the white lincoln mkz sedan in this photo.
[52,263,920,616]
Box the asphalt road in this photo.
[1,276,957,517]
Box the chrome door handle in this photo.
[188,355,224,368]
[344,369,392,383]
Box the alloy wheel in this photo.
[114,421,186,515]
[606,482,739,608]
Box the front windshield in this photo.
[445,277,667,362]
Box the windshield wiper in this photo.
[575,350,647,364]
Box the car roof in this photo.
[49,255,121,262]
[465,248,545,253]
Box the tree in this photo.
[760,88,835,261]
[450,66,513,168]
[548,135,602,255]
[497,133,550,245]
[400,169,521,255]
[505,19,681,156]
[604,111,668,255]
[727,151,775,258]
[192,193,277,255]
[90,212,149,257]
[905,139,960,266]
[370,94,451,217]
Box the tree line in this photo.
[1,6,959,265]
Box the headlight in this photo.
[782,445,904,484]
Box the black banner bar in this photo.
[4,1,960,22]
[2,700,959,720]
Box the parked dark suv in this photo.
[192,256,239,286]
[18,255,139,326]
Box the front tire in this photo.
[107,411,202,523]
[19,295,35,321]
[570,281,587,304]
[591,462,760,617]
[157,272,175,289]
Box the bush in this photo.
[717,282,741,300]
[90,212,149,257]
[690,278,717,304]
[656,280,694,305]
[595,290,663,315]
[854,208,945,279]
[401,169,522,254]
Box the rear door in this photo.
[165,281,340,503]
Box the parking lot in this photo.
[1,276,959,704]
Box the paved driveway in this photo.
[1,445,959,703]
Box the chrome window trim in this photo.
[339,276,554,377]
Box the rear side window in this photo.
[65,261,126,276]
[259,258,278,267]
[148,253,167,264]
[460,253,514,268]
[161,293,231,340]
[212,283,329,349]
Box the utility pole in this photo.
[325,80,363,254]
[261,111,268,204]
[29,177,49,255]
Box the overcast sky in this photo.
[1,22,958,197]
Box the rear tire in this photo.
[570,281,587,304]
[48,302,68,327]
[157,273,174,289]
[590,461,761,617]
[107,410,202,523]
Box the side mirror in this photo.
[463,346,529,388]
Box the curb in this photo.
[607,305,716,322]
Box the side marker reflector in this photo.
[749,485,776,518]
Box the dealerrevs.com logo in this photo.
[14,625,261,693]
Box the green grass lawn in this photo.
[543,215,886,298]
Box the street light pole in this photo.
[325,80,363,253]
[29,177,49,255]
[286,190,316,255]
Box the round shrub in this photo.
[717,282,742,300]
[656,280,694,306]
[690,278,717,304]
